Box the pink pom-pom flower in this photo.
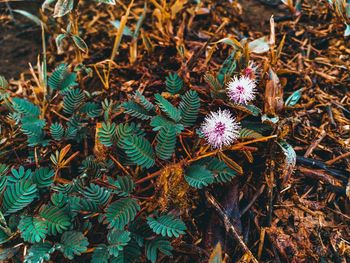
[226,75,257,105]
[201,109,241,149]
[242,61,260,80]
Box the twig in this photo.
[205,191,259,263]
[326,151,350,166]
[240,184,266,216]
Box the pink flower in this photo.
[201,109,241,149]
[243,61,260,80]
[226,75,257,105]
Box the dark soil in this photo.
[0,1,42,79]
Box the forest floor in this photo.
[0,0,349,262]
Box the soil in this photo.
[0,1,42,79]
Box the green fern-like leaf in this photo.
[18,215,48,243]
[0,228,11,245]
[48,63,77,91]
[107,229,131,257]
[50,122,65,141]
[115,122,144,148]
[145,237,173,263]
[39,205,71,235]
[121,135,155,169]
[165,72,183,94]
[179,90,200,127]
[20,118,47,146]
[0,176,7,193]
[110,238,142,263]
[134,91,155,111]
[80,102,102,118]
[108,175,135,197]
[121,101,152,120]
[81,183,111,206]
[11,98,40,117]
[150,115,184,134]
[58,231,89,260]
[147,214,186,238]
[98,122,117,147]
[2,181,37,215]
[105,198,140,230]
[8,166,32,183]
[32,167,54,189]
[184,165,214,189]
[24,242,55,263]
[207,157,236,183]
[155,94,181,122]
[0,164,9,177]
[92,244,109,263]
[63,88,85,115]
[239,128,263,139]
[155,125,177,160]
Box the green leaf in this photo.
[80,102,102,118]
[165,72,183,94]
[345,23,350,37]
[0,247,19,261]
[8,166,32,183]
[18,216,48,243]
[48,64,77,91]
[107,229,131,257]
[134,91,155,111]
[33,167,54,189]
[55,34,66,54]
[0,228,11,245]
[0,176,7,193]
[24,242,55,263]
[121,135,155,169]
[63,88,85,115]
[147,214,186,238]
[109,175,135,197]
[155,124,177,160]
[92,244,109,263]
[98,122,116,147]
[285,88,303,107]
[115,122,145,147]
[110,20,133,35]
[71,35,88,53]
[248,36,270,54]
[95,0,115,3]
[217,50,237,85]
[12,98,40,117]
[0,76,9,89]
[179,90,200,127]
[150,116,184,134]
[105,198,140,230]
[121,101,152,120]
[53,0,74,17]
[185,165,214,189]
[110,238,142,263]
[58,231,89,260]
[197,157,237,183]
[40,205,71,235]
[50,122,65,141]
[13,9,43,26]
[2,181,37,215]
[155,94,181,122]
[277,140,296,179]
[145,237,173,263]
[239,128,263,139]
[81,183,111,206]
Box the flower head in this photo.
[226,75,257,105]
[242,61,260,80]
[201,109,241,149]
